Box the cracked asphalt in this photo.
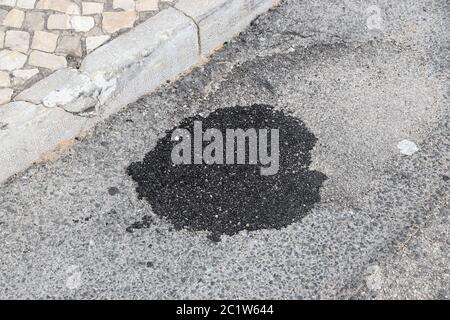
[0,0,449,299]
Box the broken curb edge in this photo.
[0,0,281,184]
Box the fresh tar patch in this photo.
[127,105,327,241]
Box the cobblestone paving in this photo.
[0,0,176,105]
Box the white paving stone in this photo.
[2,9,25,28]
[113,0,135,11]
[0,88,13,105]
[23,11,45,30]
[82,2,104,15]
[136,0,158,12]
[0,10,7,25]
[0,49,27,71]
[70,15,95,32]
[16,0,36,9]
[0,29,5,49]
[0,70,10,87]
[28,50,67,70]
[47,14,71,30]
[4,30,30,53]
[102,11,137,33]
[0,0,16,7]
[31,31,58,52]
[36,0,80,15]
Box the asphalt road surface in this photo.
[0,0,449,299]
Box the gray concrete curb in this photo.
[0,0,280,184]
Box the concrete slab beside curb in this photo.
[0,0,280,184]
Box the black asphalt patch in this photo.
[127,105,327,241]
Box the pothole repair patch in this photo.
[127,105,327,241]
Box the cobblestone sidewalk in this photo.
[0,0,175,105]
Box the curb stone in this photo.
[0,0,280,184]
[175,0,276,56]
